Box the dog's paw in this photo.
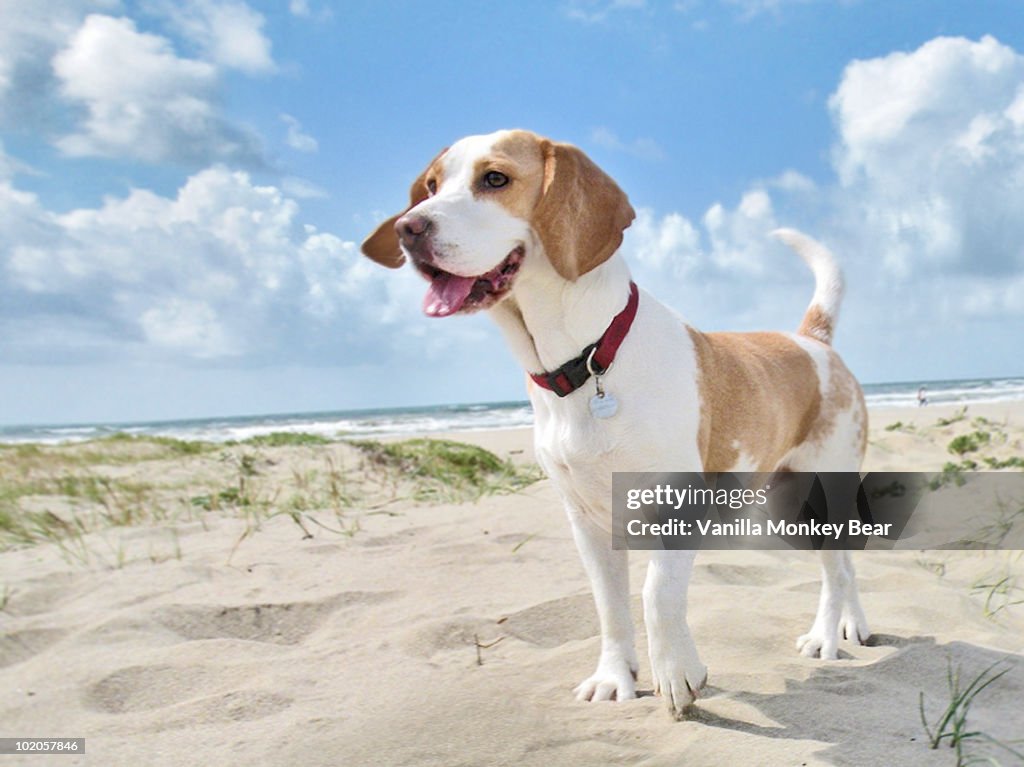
[796,626,839,659]
[839,606,871,645]
[798,608,870,658]
[651,656,708,719]
[574,655,638,703]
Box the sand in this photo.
[1,401,1022,766]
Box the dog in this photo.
[361,129,869,719]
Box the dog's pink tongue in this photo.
[423,272,476,317]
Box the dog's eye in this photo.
[426,179,438,195]
[483,171,509,189]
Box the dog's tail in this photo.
[771,228,844,346]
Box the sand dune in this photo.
[1,401,1022,766]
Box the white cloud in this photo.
[151,0,275,74]
[565,0,648,24]
[139,298,233,357]
[0,139,37,181]
[639,34,1024,353]
[3,28,1023,392]
[0,164,486,365]
[281,176,328,199]
[672,0,823,22]
[720,0,815,19]
[281,113,319,153]
[0,0,118,123]
[623,208,701,275]
[703,188,778,274]
[829,35,1024,284]
[285,0,333,22]
[588,33,1024,350]
[0,4,272,166]
[590,127,666,161]
[769,169,816,193]
[52,14,263,165]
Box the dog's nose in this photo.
[395,214,431,247]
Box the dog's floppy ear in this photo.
[532,140,635,281]
[361,148,448,268]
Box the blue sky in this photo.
[1,0,1023,425]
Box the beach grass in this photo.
[919,658,1021,766]
[350,437,543,502]
[0,434,542,559]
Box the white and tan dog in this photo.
[362,129,869,719]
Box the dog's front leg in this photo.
[567,507,638,702]
[644,550,707,719]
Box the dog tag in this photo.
[590,392,618,418]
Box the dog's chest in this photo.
[533,406,620,507]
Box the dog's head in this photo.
[361,130,635,317]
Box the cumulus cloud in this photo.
[624,33,1024,357]
[590,127,666,161]
[150,0,275,74]
[623,208,701,276]
[0,139,36,181]
[3,27,1023,389]
[720,0,816,20]
[0,0,118,125]
[0,3,273,165]
[703,188,779,274]
[52,14,264,165]
[280,176,328,199]
[565,0,648,24]
[0,166,444,363]
[829,35,1024,292]
[281,114,318,153]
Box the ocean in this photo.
[1,377,1022,446]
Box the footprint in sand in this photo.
[699,562,789,586]
[152,591,396,645]
[84,664,292,726]
[85,664,212,713]
[498,594,600,648]
[397,595,602,659]
[0,628,67,668]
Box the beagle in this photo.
[362,129,869,719]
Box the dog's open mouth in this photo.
[416,246,524,317]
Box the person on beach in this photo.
[917,386,927,406]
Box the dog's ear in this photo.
[532,140,635,281]
[361,148,448,268]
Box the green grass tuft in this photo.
[919,658,1021,766]
[948,431,992,457]
[236,432,332,448]
[937,406,970,427]
[930,462,970,490]
[97,433,212,456]
[982,455,1024,470]
[351,438,541,502]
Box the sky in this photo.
[1,0,1023,426]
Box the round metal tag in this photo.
[589,392,619,419]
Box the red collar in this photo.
[529,282,640,398]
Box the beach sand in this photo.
[1,401,1022,766]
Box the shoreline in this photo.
[3,386,1023,446]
